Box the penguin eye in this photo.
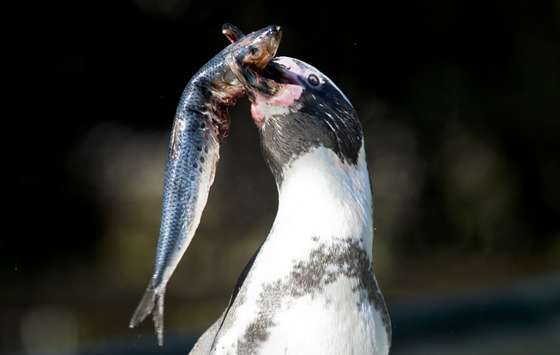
[307,74,320,86]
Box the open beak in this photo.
[262,59,300,85]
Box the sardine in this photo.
[129,24,282,346]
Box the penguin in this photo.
[189,56,391,355]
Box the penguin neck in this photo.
[269,145,374,261]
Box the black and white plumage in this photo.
[189,57,391,355]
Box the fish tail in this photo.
[129,284,166,346]
[129,285,157,328]
[154,288,165,346]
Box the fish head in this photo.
[226,25,283,96]
[230,25,282,70]
[242,56,364,181]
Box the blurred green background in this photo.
[6,0,560,354]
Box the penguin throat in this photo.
[250,84,303,127]
[271,146,374,260]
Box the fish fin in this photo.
[222,23,245,43]
[130,285,167,346]
[154,288,165,346]
[129,285,157,328]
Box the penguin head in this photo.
[243,57,364,181]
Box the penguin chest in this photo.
[254,277,388,355]
[212,239,390,355]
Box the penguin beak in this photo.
[262,59,300,85]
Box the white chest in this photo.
[249,275,389,355]
[210,147,390,355]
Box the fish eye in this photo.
[249,46,260,56]
[307,74,320,86]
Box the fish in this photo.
[129,24,282,346]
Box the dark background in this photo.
[6,0,560,354]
